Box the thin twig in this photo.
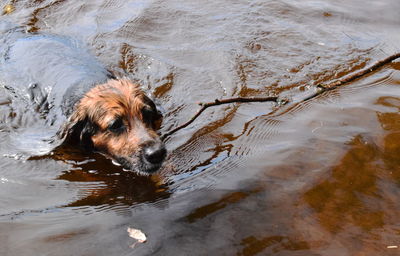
[162,52,400,140]
[161,96,278,139]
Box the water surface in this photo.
[1,0,400,255]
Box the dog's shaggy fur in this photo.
[0,22,166,174]
[59,79,166,173]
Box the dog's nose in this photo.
[143,142,166,164]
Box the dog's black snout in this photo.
[143,142,166,164]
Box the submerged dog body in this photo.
[0,23,166,174]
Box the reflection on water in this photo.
[1,0,400,255]
[304,135,384,233]
[304,94,400,235]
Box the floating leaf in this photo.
[127,227,147,243]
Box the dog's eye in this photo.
[108,118,125,133]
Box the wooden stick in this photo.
[161,96,278,139]
[303,52,400,101]
[162,52,400,140]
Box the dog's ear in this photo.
[142,96,163,130]
[57,113,96,149]
[78,118,96,149]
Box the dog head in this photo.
[58,79,166,174]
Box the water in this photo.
[0,0,400,255]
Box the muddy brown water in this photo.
[0,0,400,255]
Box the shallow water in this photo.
[1,0,400,255]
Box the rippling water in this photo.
[0,0,400,255]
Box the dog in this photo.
[0,22,166,174]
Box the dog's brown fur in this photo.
[59,78,165,174]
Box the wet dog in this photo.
[58,78,167,174]
[0,22,166,174]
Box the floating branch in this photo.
[161,96,278,139]
[162,52,400,140]
[304,52,400,100]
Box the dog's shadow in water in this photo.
[30,145,171,208]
